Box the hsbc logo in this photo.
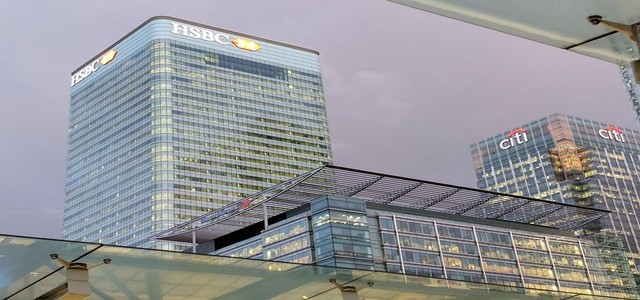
[171,22,261,51]
[598,125,626,143]
[499,128,529,150]
[171,22,230,45]
[70,50,117,87]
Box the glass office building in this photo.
[63,16,332,250]
[213,196,630,298]
[471,113,640,275]
[157,165,635,298]
[620,63,640,126]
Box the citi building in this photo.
[63,17,332,249]
[471,113,640,274]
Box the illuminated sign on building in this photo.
[232,38,261,51]
[99,50,117,65]
[171,22,261,52]
[499,128,529,150]
[171,22,230,45]
[598,125,626,143]
[70,50,117,87]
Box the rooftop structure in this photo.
[153,165,636,298]
[155,165,608,246]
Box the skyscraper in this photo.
[620,62,640,126]
[63,16,332,250]
[470,113,640,272]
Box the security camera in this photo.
[367,281,374,287]
[50,254,71,269]
[103,258,112,264]
[587,15,602,25]
[585,15,636,42]
[586,15,640,83]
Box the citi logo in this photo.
[598,125,626,143]
[499,128,529,150]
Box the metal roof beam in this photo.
[510,206,564,225]
[416,188,461,210]
[446,193,499,215]
[484,199,531,219]
[336,176,384,197]
[374,182,423,205]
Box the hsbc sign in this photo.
[171,22,261,51]
[70,50,117,86]
[171,22,230,45]
[499,128,529,150]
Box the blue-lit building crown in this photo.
[63,17,332,250]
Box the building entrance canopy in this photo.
[0,234,630,299]
[389,0,640,64]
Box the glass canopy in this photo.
[388,0,640,64]
[0,234,633,299]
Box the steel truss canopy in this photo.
[388,0,640,64]
[154,165,608,244]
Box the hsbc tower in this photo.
[63,17,332,250]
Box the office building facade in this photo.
[620,63,640,127]
[471,113,640,271]
[158,165,634,298]
[63,16,332,249]
[213,195,632,298]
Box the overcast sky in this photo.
[0,1,636,239]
